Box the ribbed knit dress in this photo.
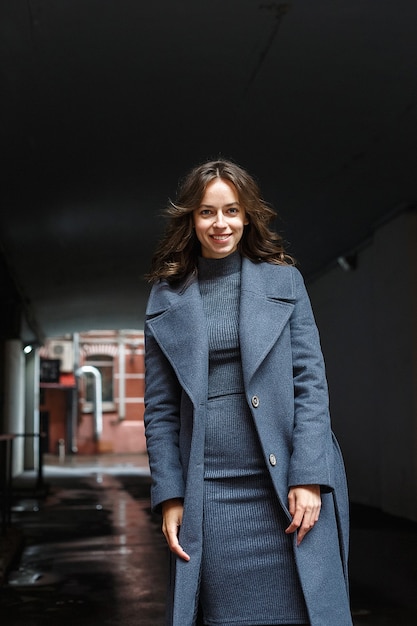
[197,251,309,626]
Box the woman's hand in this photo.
[285,484,321,546]
[161,498,190,561]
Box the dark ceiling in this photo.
[1,0,416,342]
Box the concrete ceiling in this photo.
[1,0,416,342]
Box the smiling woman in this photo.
[144,159,353,626]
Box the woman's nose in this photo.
[213,211,225,227]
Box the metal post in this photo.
[36,432,44,490]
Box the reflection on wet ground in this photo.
[1,454,417,625]
[1,455,167,626]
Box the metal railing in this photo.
[0,433,46,535]
[0,434,14,535]
[13,433,46,491]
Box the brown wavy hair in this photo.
[146,159,295,283]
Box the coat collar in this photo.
[145,258,296,400]
[239,258,295,384]
[146,272,208,405]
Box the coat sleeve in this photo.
[144,319,186,512]
[287,268,335,491]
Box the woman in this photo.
[144,159,353,626]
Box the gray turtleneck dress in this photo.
[197,252,309,626]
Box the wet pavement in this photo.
[1,455,168,626]
[1,454,417,625]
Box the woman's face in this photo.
[192,178,248,259]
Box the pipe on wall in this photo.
[118,334,126,421]
[75,366,102,439]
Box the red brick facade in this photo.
[39,330,146,456]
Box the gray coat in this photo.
[144,258,353,626]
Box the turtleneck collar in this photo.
[197,250,242,280]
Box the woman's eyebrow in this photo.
[199,202,240,208]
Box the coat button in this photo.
[269,453,277,467]
[251,395,260,408]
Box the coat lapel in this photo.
[239,258,295,385]
[147,258,296,401]
[146,275,208,406]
